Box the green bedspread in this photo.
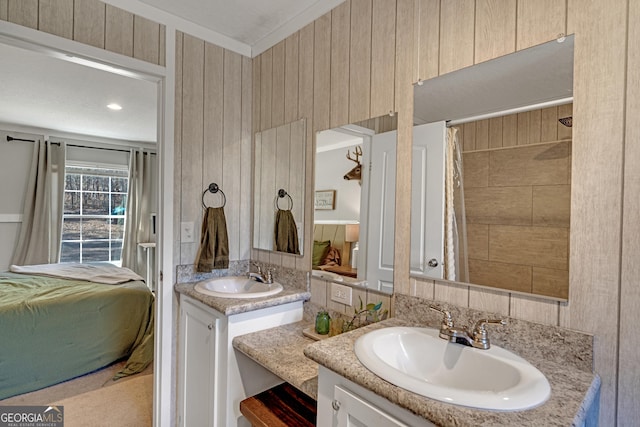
[0,272,154,400]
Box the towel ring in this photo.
[275,188,293,210]
[202,183,226,209]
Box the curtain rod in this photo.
[6,135,156,155]
[6,135,35,143]
[446,97,573,127]
[65,143,157,155]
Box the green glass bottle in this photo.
[315,311,331,335]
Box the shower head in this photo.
[558,116,572,127]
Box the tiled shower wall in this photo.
[457,104,572,299]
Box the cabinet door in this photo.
[334,385,409,427]
[179,298,221,427]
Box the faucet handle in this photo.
[252,262,262,274]
[429,305,454,328]
[265,268,274,284]
[472,318,506,348]
[473,318,506,333]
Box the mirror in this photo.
[313,115,397,294]
[252,119,306,255]
[411,36,574,300]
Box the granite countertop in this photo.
[174,281,310,316]
[304,318,601,427]
[232,321,319,399]
[233,317,600,426]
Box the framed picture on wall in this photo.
[314,190,336,210]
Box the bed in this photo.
[0,263,154,400]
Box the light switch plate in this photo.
[181,222,195,243]
[331,283,353,306]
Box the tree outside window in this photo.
[60,166,128,264]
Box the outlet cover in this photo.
[331,283,353,305]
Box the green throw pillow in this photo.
[312,240,331,268]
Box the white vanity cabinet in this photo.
[317,366,436,427]
[178,296,223,427]
[178,295,303,427]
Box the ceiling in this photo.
[125,0,345,56]
[316,129,363,152]
[0,42,158,143]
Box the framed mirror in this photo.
[252,119,306,255]
[411,36,574,301]
[313,115,397,295]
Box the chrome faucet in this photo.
[429,305,505,350]
[248,263,273,284]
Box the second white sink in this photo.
[354,326,550,411]
[195,276,283,299]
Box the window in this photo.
[60,166,128,264]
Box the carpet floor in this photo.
[52,374,153,427]
[0,362,153,426]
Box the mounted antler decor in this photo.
[343,145,363,185]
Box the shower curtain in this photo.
[12,140,66,265]
[444,128,469,282]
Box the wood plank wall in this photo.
[2,0,637,425]
[252,1,636,425]
[173,32,253,268]
[566,2,630,426]
[0,0,165,66]
[252,0,570,318]
[619,0,640,423]
[251,0,401,272]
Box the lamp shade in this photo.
[345,223,360,242]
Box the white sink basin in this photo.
[194,276,283,299]
[354,326,550,411]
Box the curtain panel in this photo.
[122,149,154,276]
[12,140,66,265]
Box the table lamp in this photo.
[345,223,360,269]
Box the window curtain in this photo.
[122,149,153,275]
[12,140,66,265]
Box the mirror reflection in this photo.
[252,119,306,255]
[313,116,397,295]
[411,36,574,300]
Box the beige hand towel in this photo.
[195,207,229,271]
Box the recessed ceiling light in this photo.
[107,103,122,110]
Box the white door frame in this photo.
[0,20,174,427]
